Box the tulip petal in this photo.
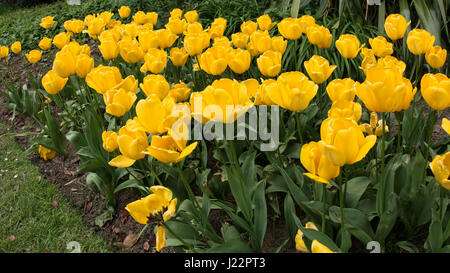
[109,155,136,168]
[176,142,198,162]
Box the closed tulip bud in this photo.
[271,36,287,54]
[384,14,410,40]
[298,15,315,33]
[103,88,137,117]
[52,50,76,78]
[257,50,282,77]
[307,24,332,48]
[156,29,179,49]
[335,34,362,59]
[231,32,249,49]
[319,117,377,166]
[254,79,276,105]
[443,118,450,135]
[118,38,144,63]
[278,18,302,40]
[240,20,258,35]
[311,240,335,253]
[41,70,68,95]
[209,18,227,39]
[184,32,210,56]
[75,54,94,78]
[326,78,359,102]
[170,8,183,19]
[102,131,119,152]
[140,74,170,99]
[64,19,85,34]
[10,41,21,54]
[0,46,8,58]
[199,46,228,75]
[369,36,393,57]
[53,32,71,49]
[250,30,272,54]
[304,55,336,84]
[169,83,191,102]
[38,145,56,161]
[169,47,189,67]
[420,73,450,110]
[40,16,55,29]
[86,65,123,94]
[184,10,199,23]
[99,39,119,60]
[295,223,319,253]
[140,48,167,74]
[266,71,318,112]
[166,18,188,35]
[426,46,447,69]
[39,37,52,50]
[407,29,435,55]
[118,6,131,19]
[328,100,362,122]
[430,152,450,190]
[228,48,251,74]
[257,14,276,31]
[25,50,42,64]
[300,141,340,184]
[84,17,106,39]
[138,30,159,52]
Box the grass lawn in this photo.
[0,122,111,253]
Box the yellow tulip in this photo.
[319,117,377,166]
[133,11,149,25]
[25,50,42,64]
[426,46,447,69]
[257,14,276,31]
[136,95,178,135]
[115,75,138,94]
[326,78,359,102]
[231,32,249,49]
[168,47,189,67]
[407,29,435,55]
[199,46,228,75]
[271,36,287,54]
[360,48,377,71]
[420,73,450,111]
[213,37,232,49]
[11,41,21,54]
[257,50,282,77]
[430,152,450,190]
[254,79,276,106]
[40,16,55,29]
[266,71,318,112]
[335,34,362,59]
[228,48,251,74]
[170,8,183,19]
[124,23,139,39]
[166,18,188,35]
[169,83,191,102]
[370,56,406,75]
[147,133,198,164]
[241,78,259,98]
[52,50,76,78]
[360,112,389,137]
[369,36,393,57]
[98,11,113,25]
[298,15,315,33]
[357,65,417,112]
[295,222,318,253]
[103,88,137,117]
[184,31,210,56]
[140,48,167,74]
[99,28,122,43]
[328,100,362,122]
[311,240,335,253]
[118,37,144,63]
[84,17,106,39]
[39,37,52,51]
[156,225,166,252]
[99,39,120,60]
[86,65,123,94]
[38,145,56,161]
[118,6,131,19]
[209,17,227,39]
[249,30,272,54]
[102,131,119,152]
[300,141,340,184]
[277,18,302,40]
[184,10,199,23]
[75,54,94,78]
[0,46,8,58]
[64,19,85,34]
[53,32,71,49]
[304,55,336,84]
[140,74,170,99]
[138,30,159,52]
[384,14,410,40]
[443,118,450,135]
[240,20,258,35]
[306,24,332,48]
[41,70,68,95]
[156,29,179,49]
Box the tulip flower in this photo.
[102,131,119,152]
[75,54,94,78]
[166,18,188,35]
[38,37,52,51]
[99,39,119,60]
[169,83,191,102]
[40,16,55,29]
[425,46,447,69]
[209,18,227,39]
[328,100,362,122]
[298,15,315,33]
[124,23,139,39]
[319,117,377,166]
[257,14,276,31]
[254,79,276,106]
[133,11,149,25]
[407,29,435,55]
[295,222,319,253]
[326,78,359,102]
[240,20,258,35]
[138,30,159,52]
[304,55,336,84]
[170,8,183,19]
[184,31,210,56]
[11,41,21,54]
[84,17,106,39]
[41,70,68,95]
[384,14,410,40]
[184,10,199,23]
[311,240,335,253]
[335,34,362,59]
[118,38,144,63]
[266,71,318,112]
[231,32,249,49]
[257,50,282,77]
[53,32,71,49]
[140,48,167,74]
[168,47,189,67]
[420,73,450,111]
[249,30,272,54]
[98,11,113,25]
[369,36,393,57]
[147,133,198,164]
[228,48,251,74]
[86,65,123,94]
[443,118,450,135]
[372,56,406,75]
[0,46,8,59]
[360,48,376,71]
[64,19,85,34]
[357,65,417,112]
[430,152,450,190]
[306,24,332,48]
[118,6,131,19]
[156,29,179,49]
[136,95,179,135]
[52,50,76,78]
[271,36,287,54]
[103,88,137,117]
[25,50,42,64]
[38,145,56,161]
[360,112,389,137]
[278,18,302,40]
[300,141,340,184]
[213,36,231,48]
[140,74,170,99]
[241,78,259,98]
[199,46,228,75]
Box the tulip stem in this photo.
[380,112,386,213]
[440,187,446,221]
[338,173,345,243]
[142,159,163,186]
[295,112,303,145]
[161,222,196,252]
[177,163,200,210]
[395,111,403,153]
[321,183,327,233]
[423,109,438,183]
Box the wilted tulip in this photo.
[184,31,210,56]
[40,16,55,29]
[140,74,170,99]
[328,100,362,122]
[102,131,119,152]
[0,46,8,58]
[306,24,332,48]
[75,54,94,78]
[11,41,21,54]
[156,29,179,49]
[228,48,251,74]
[53,32,71,49]
[118,38,144,63]
[240,20,258,35]
[369,36,393,57]
[407,29,435,55]
[271,36,287,54]
[41,70,68,95]
[39,37,52,50]
[199,46,228,75]
[304,55,336,84]
[295,222,319,253]
[384,14,410,40]
[277,18,302,40]
[360,112,389,137]
[99,39,119,60]
[38,145,56,161]
[420,73,450,111]
[184,10,199,23]
[430,152,450,190]
[166,18,188,35]
[425,46,447,69]
[25,50,42,64]
[141,48,167,74]
[300,141,340,184]
[257,50,282,77]
[209,17,227,39]
[257,14,276,31]
[86,65,123,94]
[103,88,137,117]
[326,78,359,102]
[231,32,249,49]
[118,6,131,19]
[335,34,362,59]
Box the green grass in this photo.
[0,122,111,253]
